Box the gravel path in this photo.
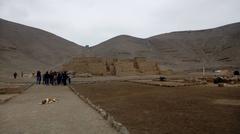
[0,85,118,134]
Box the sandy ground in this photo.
[0,81,32,103]
[0,84,118,134]
[72,75,161,83]
[72,81,240,134]
[0,76,34,83]
[0,94,18,104]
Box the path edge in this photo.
[0,82,34,104]
[68,85,130,134]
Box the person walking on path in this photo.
[49,71,54,85]
[44,71,50,85]
[36,71,41,84]
[62,72,67,86]
[68,74,71,85]
[53,71,57,85]
[42,73,46,84]
[57,72,62,85]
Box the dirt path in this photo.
[0,85,118,134]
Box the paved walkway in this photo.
[0,85,118,134]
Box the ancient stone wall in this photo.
[62,57,107,75]
[88,62,107,76]
[113,59,138,76]
[62,57,160,76]
[134,57,160,75]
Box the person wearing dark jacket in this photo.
[62,72,67,86]
[57,72,62,85]
[45,71,50,85]
[36,71,41,84]
[13,72,17,79]
[49,71,54,85]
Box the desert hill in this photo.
[1,18,239,76]
[0,18,84,75]
[90,23,240,71]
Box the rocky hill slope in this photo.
[90,23,240,71]
[1,18,239,75]
[0,18,84,75]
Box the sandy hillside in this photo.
[0,18,84,76]
[90,23,240,71]
[1,18,240,76]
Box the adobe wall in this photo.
[134,57,160,75]
[112,59,139,76]
[62,57,107,75]
[62,57,161,76]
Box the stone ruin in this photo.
[62,57,160,76]
[62,57,107,76]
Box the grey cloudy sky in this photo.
[0,0,240,46]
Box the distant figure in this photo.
[62,72,68,86]
[68,75,71,84]
[21,72,24,78]
[46,71,50,85]
[49,71,54,85]
[234,71,239,76]
[160,76,166,81]
[53,71,57,85]
[57,72,62,85]
[42,73,46,84]
[13,72,17,79]
[36,71,41,84]
[234,70,240,80]
[44,71,50,85]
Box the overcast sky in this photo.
[0,0,240,46]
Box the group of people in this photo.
[36,71,71,86]
[13,72,25,79]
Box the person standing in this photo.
[21,72,23,78]
[53,71,57,85]
[43,72,46,84]
[13,72,17,79]
[62,72,67,86]
[36,71,41,84]
[45,71,50,85]
[49,71,54,85]
[67,73,71,84]
[57,72,62,85]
